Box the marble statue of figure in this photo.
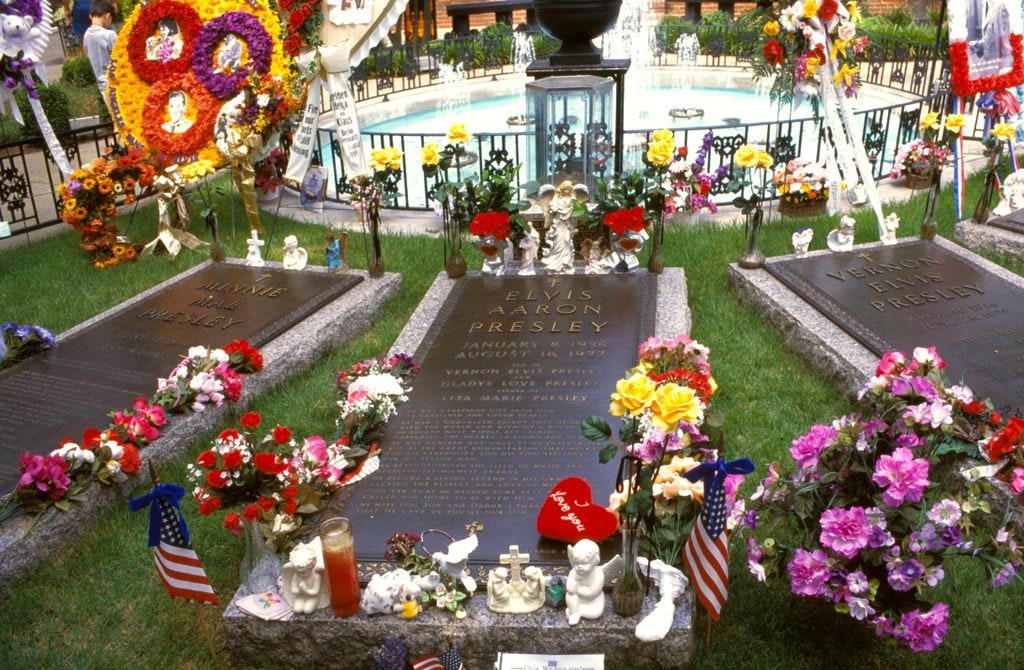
[540,181,586,274]
[992,168,1024,216]
[881,213,900,245]
[582,238,611,274]
[281,538,331,614]
[486,567,511,610]
[519,225,541,276]
[245,229,265,266]
[281,234,308,270]
[432,533,479,593]
[634,557,689,642]
[791,228,813,258]
[565,539,622,625]
[826,215,856,252]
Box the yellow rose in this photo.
[421,143,440,166]
[609,372,657,417]
[652,129,675,145]
[919,112,940,133]
[756,150,774,169]
[447,123,470,145]
[943,114,965,133]
[385,146,404,170]
[369,148,388,172]
[763,20,780,37]
[735,144,759,169]
[805,56,820,77]
[649,382,702,432]
[991,123,1016,141]
[646,139,674,167]
[802,0,820,18]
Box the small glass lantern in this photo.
[525,75,614,194]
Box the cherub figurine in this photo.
[282,234,308,270]
[565,539,622,625]
[521,565,546,611]
[791,228,813,258]
[245,229,265,266]
[519,226,541,276]
[881,213,900,245]
[486,567,510,610]
[993,168,1024,216]
[827,215,856,252]
[281,539,331,614]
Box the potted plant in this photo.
[774,158,828,217]
[254,147,288,201]
[890,112,963,189]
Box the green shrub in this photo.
[656,15,694,50]
[700,10,733,26]
[883,6,913,27]
[60,56,97,87]
[14,82,71,138]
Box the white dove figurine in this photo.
[432,533,479,592]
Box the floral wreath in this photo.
[142,73,219,156]
[192,12,273,100]
[125,0,202,83]
[108,0,289,168]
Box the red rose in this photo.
[196,450,217,468]
[241,412,262,430]
[284,33,304,57]
[82,427,102,449]
[243,504,262,521]
[962,400,985,416]
[272,425,292,445]
[283,500,298,515]
[225,340,264,373]
[990,411,1003,426]
[206,469,229,489]
[763,39,785,67]
[700,182,711,195]
[469,211,512,240]
[254,453,287,475]
[678,146,688,158]
[818,0,839,22]
[222,450,243,470]
[603,206,646,235]
[278,0,295,9]
[223,512,242,534]
[197,496,222,516]
[258,496,276,512]
[219,428,240,442]
[288,10,306,30]
[120,444,141,474]
[282,484,298,500]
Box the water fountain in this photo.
[669,33,703,120]
[437,62,470,119]
[507,32,537,127]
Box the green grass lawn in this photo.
[0,174,1021,669]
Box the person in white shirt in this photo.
[82,0,116,95]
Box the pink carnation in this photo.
[872,447,930,507]
[17,452,72,500]
[894,603,949,652]
[1010,467,1024,495]
[788,547,831,596]
[819,506,873,559]
[875,351,906,377]
[303,436,329,464]
[789,424,836,471]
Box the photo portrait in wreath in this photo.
[950,0,1024,95]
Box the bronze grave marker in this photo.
[987,208,1024,236]
[765,239,1024,410]
[0,264,362,489]
[343,273,657,572]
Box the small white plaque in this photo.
[0,221,11,238]
[496,653,604,670]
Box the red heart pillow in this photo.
[536,477,618,543]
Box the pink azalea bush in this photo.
[741,347,1022,652]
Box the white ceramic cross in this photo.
[499,545,530,585]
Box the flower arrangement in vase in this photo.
[890,112,964,188]
[774,158,829,217]
[730,144,775,269]
[664,130,731,218]
[351,145,404,276]
[740,347,1023,652]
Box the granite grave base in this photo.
[0,261,401,590]
[954,219,1024,259]
[223,268,695,667]
[224,590,694,669]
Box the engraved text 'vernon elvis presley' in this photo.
[466,288,609,335]
[826,256,985,312]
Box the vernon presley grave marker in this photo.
[343,273,657,570]
[766,239,1024,410]
[0,264,361,490]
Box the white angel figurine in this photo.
[432,533,479,593]
[791,228,813,258]
[281,539,331,614]
[827,215,856,252]
[565,539,622,625]
[881,213,900,245]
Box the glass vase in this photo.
[240,518,281,594]
[972,168,998,225]
[442,204,467,278]
[647,211,665,275]
[612,521,644,616]
[737,205,766,269]
[920,169,941,240]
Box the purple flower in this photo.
[872,447,930,507]
[887,557,924,591]
[789,424,836,471]
[743,509,759,529]
[192,13,273,99]
[3,76,16,89]
[909,376,938,400]
[869,526,895,548]
[788,547,831,596]
[894,603,949,652]
[927,499,961,527]
[819,506,873,559]
[846,596,875,620]
[894,433,926,449]
[939,525,962,548]
[0,0,44,24]
[991,561,1019,587]
[846,571,869,595]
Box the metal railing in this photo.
[0,25,950,240]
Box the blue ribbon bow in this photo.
[129,483,189,548]
[684,456,756,491]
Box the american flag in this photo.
[129,484,219,606]
[682,457,754,621]
[412,647,464,670]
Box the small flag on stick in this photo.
[682,456,754,621]
[129,483,219,606]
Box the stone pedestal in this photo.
[223,587,694,668]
